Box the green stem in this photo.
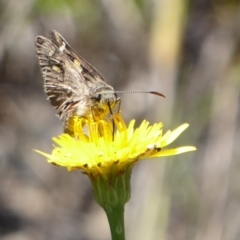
[104,205,125,240]
[90,164,133,240]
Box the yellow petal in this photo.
[148,146,197,157]
[160,123,189,147]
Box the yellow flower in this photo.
[35,113,196,235]
[36,113,196,177]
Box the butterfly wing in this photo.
[36,33,95,122]
[36,30,117,133]
[50,30,109,87]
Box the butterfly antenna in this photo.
[114,90,166,98]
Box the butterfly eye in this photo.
[95,94,102,102]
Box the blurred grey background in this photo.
[0,0,240,240]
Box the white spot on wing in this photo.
[59,42,66,52]
[49,50,54,56]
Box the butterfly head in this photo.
[86,86,119,119]
[92,86,118,104]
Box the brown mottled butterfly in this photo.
[35,30,164,132]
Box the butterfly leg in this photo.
[107,102,115,140]
[116,98,121,114]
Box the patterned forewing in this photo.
[35,36,89,120]
[50,30,111,88]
